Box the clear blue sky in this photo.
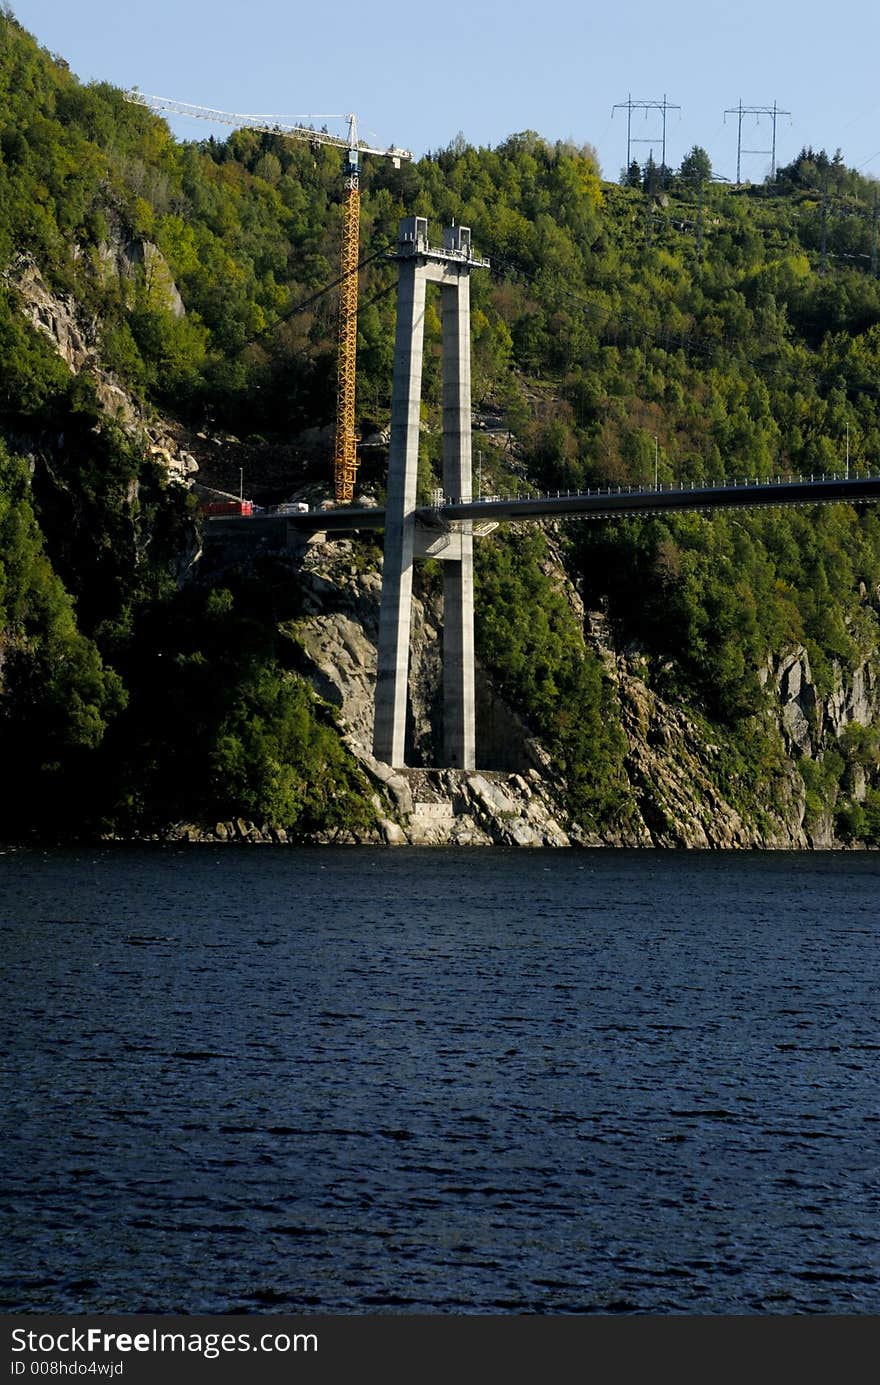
[9,0,880,184]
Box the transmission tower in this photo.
[724,100,791,183]
[612,94,681,175]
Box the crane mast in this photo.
[123,92,410,503]
[334,122,360,502]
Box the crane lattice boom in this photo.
[123,90,411,502]
[124,92,410,165]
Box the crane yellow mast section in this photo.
[123,91,411,502]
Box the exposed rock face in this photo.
[599,656,808,848]
[364,761,574,847]
[616,669,757,847]
[294,536,382,754]
[6,252,138,429]
[760,643,880,848]
[271,528,879,850]
[6,252,200,484]
[776,648,818,754]
[97,234,185,318]
[11,254,96,372]
[771,644,878,761]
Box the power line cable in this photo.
[233,240,397,357]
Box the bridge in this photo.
[208,472,880,537]
[206,215,880,774]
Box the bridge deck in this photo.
[205,475,880,536]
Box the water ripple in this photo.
[2,844,879,1314]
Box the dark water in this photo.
[1,846,878,1315]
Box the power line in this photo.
[723,101,791,183]
[235,241,396,356]
[612,94,681,173]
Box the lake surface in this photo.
[1,846,878,1315]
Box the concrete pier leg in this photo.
[372,256,427,767]
[441,275,476,770]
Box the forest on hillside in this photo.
[2,9,880,843]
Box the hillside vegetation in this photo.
[2,10,880,843]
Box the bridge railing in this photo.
[444,472,879,507]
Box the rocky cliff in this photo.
[254,529,578,848]
[4,247,200,483]
[209,524,877,849]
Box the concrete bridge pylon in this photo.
[372,217,489,770]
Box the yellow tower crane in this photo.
[123,92,411,502]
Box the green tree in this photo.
[679,145,712,190]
